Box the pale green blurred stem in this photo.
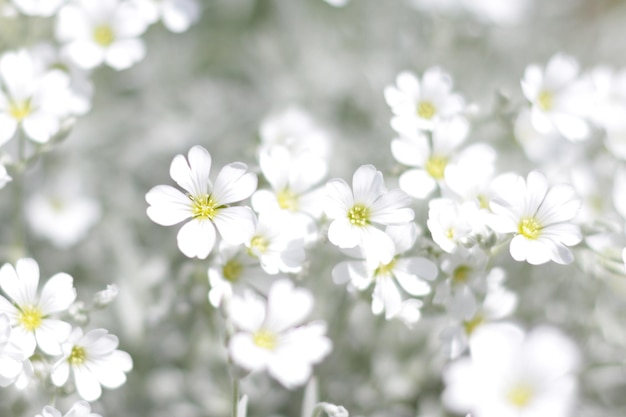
[12,129,27,257]
[231,375,239,417]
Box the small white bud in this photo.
[93,284,119,308]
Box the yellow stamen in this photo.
[507,383,534,408]
[222,259,243,282]
[347,204,370,227]
[18,306,43,332]
[93,25,115,47]
[190,195,219,220]
[69,346,87,365]
[374,258,396,277]
[417,101,437,120]
[253,329,277,350]
[425,156,448,180]
[452,265,471,285]
[9,100,31,121]
[248,235,269,256]
[537,90,553,111]
[462,314,484,335]
[518,217,541,240]
[277,188,299,211]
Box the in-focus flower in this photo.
[228,279,332,389]
[52,327,133,401]
[488,171,582,265]
[385,68,465,132]
[55,0,149,70]
[443,324,580,417]
[146,145,257,259]
[0,258,75,356]
[35,400,102,417]
[325,164,414,265]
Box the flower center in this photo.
[248,235,269,256]
[347,204,370,227]
[253,329,277,350]
[276,188,299,211]
[18,306,43,332]
[507,383,534,408]
[518,217,541,239]
[9,99,32,121]
[69,346,87,365]
[462,314,484,335]
[537,90,553,111]
[425,155,448,180]
[452,265,471,285]
[93,25,115,47]
[417,100,437,120]
[191,194,219,220]
[374,258,396,277]
[222,259,243,282]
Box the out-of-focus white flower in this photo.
[93,284,119,308]
[55,0,149,70]
[460,0,529,25]
[0,50,73,145]
[385,68,465,132]
[588,66,626,130]
[146,145,257,259]
[259,107,330,160]
[228,279,332,389]
[252,146,327,244]
[11,0,65,17]
[392,117,469,199]
[35,400,102,417]
[0,313,28,387]
[244,212,306,275]
[443,324,580,417]
[332,223,437,320]
[26,191,101,248]
[521,54,592,141]
[52,327,133,401]
[317,403,350,417]
[489,171,582,265]
[0,258,75,356]
[130,0,200,33]
[0,163,11,189]
[514,108,566,163]
[325,164,414,265]
[427,198,483,254]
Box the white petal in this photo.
[74,365,102,401]
[390,135,429,167]
[38,273,76,315]
[176,219,216,259]
[63,41,105,70]
[105,39,146,70]
[229,291,266,332]
[22,112,59,143]
[51,360,70,386]
[170,146,211,196]
[324,179,353,219]
[36,319,71,355]
[267,353,312,389]
[369,189,414,225]
[146,185,192,226]
[0,260,38,306]
[327,218,360,249]
[398,169,437,199]
[552,113,590,141]
[213,206,256,245]
[161,0,200,33]
[352,165,384,206]
[212,162,257,205]
[372,277,402,319]
[265,279,313,332]
[229,333,271,372]
[0,114,17,146]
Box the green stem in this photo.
[12,130,27,258]
[231,374,239,417]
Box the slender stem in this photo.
[12,130,27,257]
[231,373,239,417]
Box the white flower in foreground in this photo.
[332,223,437,320]
[36,400,102,417]
[130,0,200,33]
[443,324,580,417]
[228,279,331,389]
[0,50,73,145]
[385,68,465,132]
[52,327,133,401]
[489,171,582,265]
[521,53,592,141]
[55,0,149,70]
[0,313,28,386]
[325,164,414,265]
[0,258,75,356]
[146,145,257,259]
[11,0,65,16]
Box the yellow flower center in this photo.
[425,155,448,180]
[69,346,87,365]
[347,204,370,227]
[222,259,243,282]
[507,383,534,408]
[417,100,437,120]
[518,217,541,240]
[462,314,484,335]
[452,265,471,285]
[9,99,32,121]
[18,306,43,331]
[253,329,277,350]
[276,188,299,211]
[93,25,115,47]
[374,258,396,277]
[537,90,553,111]
[190,194,220,220]
[248,235,269,256]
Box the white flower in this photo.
[11,0,65,16]
[252,146,327,244]
[0,50,73,145]
[146,145,257,259]
[55,0,149,70]
[130,0,200,33]
[443,324,580,417]
[35,401,102,417]
[52,327,133,401]
[521,53,592,141]
[392,117,469,199]
[228,279,331,389]
[384,68,465,132]
[489,171,582,265]
[0,313,28,387]
[0,258,75,356]
[332,223,437,320]
[325,164,414,265]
